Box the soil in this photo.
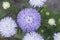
[46,0,60,10]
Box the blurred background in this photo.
[0,0,60,40]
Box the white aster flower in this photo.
[0,28,16,37]
[2,1,10,9]
[29,0,47,7]
[53,33,60,40]
[48,18,56,26]
[0,17,17,37]
[23,32,44,40]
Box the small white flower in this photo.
[29,0,47,7]
[2,1,10,9]
[0,17,17,37]
[53,33,60,40]
[48,18,56,26]
[23,32,44,40]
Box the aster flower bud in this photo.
[2,1,10,9]
[48,18,56,26]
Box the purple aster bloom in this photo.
[17,8,41,32]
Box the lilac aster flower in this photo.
[23,32,44,40]
[53,32,60,40]
[29,0,47,7]
[0,17,17,37]
[17,8,41,32]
